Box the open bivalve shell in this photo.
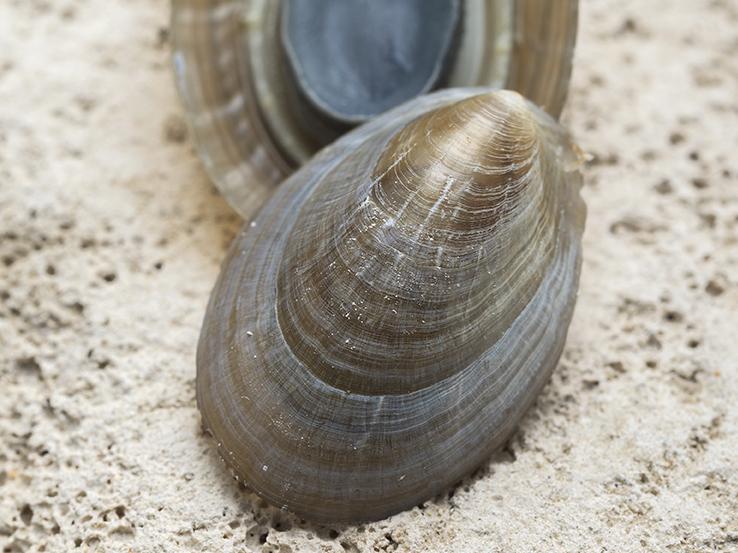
[196,88,587,522]
[171,0,579,218]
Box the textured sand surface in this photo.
[1,1,737,552]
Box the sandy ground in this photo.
[1,1,737,551]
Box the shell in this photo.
[196,88,586,523]
[171,0,579,218]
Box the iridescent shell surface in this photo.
[171,0,579,218]
[197,89,586,522]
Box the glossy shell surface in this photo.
[197,89,586,522]
[171,0,579,218]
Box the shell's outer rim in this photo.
[170,0,579,220]
[170,0,294,220]
[507,0,579,118]
[196,88,586,523]
[248,0,318,166]
[449,0,512,90]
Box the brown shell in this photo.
[196,89,586,522]
[171,0,579,218]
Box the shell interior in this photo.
[280,0,463,126]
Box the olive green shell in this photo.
[171,0,579,218]
[196,89,586,522]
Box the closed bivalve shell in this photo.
[197,88,586,522]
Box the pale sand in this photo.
[1,1,737,551]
